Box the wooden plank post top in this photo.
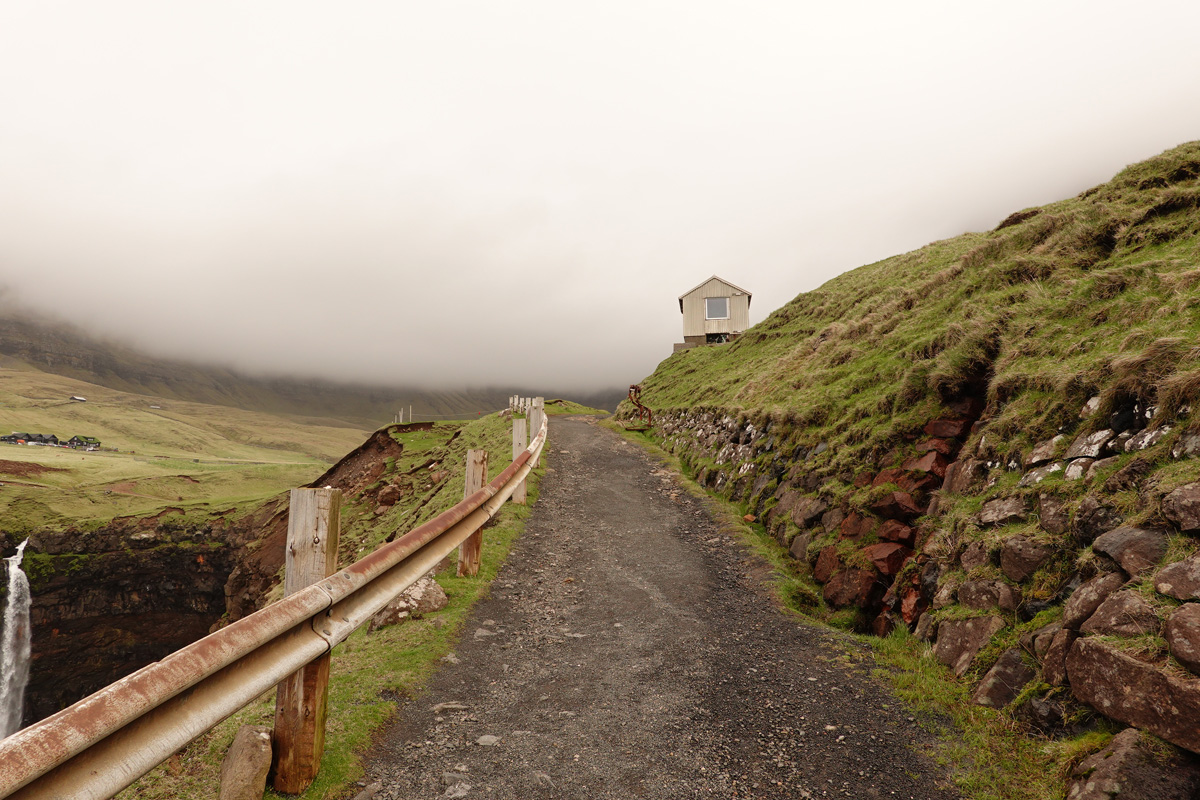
[272,487,341,794]
[512,418,528,505]
[457,449,488,577]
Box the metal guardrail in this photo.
[0,412,547,800]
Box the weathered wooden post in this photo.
[512,417,528,505]
[457,449,488,577]
[272,487,341,794]
[531,397,545,467]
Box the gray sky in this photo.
[2,2,1199,391]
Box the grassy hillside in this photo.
[0,364,370,529]
[636,141,1200,479]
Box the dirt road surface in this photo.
[361,417,960,799]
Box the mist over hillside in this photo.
[0,306,623,425]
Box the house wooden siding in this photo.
[679,277,751,338]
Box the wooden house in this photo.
[675,275,751,351]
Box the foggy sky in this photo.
[2,2,1199,392]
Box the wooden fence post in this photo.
[512,418,527,505]
[457,449,488,576]
[531,397,545,467]
[272,487,341,794]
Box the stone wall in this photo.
[649,395,1200,771]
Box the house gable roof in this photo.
[678,275,752,313]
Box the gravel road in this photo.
[360,417,960,800]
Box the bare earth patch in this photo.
[0,458,68,478]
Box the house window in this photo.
[705,296,729,320]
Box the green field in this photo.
[0,365,370,529]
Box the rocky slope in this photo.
[625,142,1200,793]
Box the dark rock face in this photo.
[1166,603,1200,675]
[1063,571,1128,630]
[959,541,992,571]
[924,418,970,439]
[1092,527,1169,577]
[1163,482,1200,533]
[943,457,986,494]
[1067,637,1200,755]
[791,496,829,529]
[788,532,813,562]
[971,648,1035,708]
[1000,536,1051,583]
[25,529,235,726]
[839,512,877,541]
[868,491,923,521]
[877,520,916,547]
[1080,591,1161,638]
[1065,727,1200,800]
[1155,556,1200,601]
[934,615,1005,677]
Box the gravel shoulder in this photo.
[360,417,961,799]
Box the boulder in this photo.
[1063,571,1128,630]
[877,520,916,547]
[823,568,878,608]
[971,648,1035,708]
[918,438,960,457]
[1080,590,1162,638]
[934,615,1006,676]
[1022,621,1063,660]
[1085,456,1121,480]
[1080,396,1101,418]
[869,491,924,521]
[813,546,840,584]
[1065,459,1094,481]
[1075,496,1123,544]
[820,507,845,533]
[791,496,829,529]
[369,577,450,631]
[944,458,987,494]
[1065,727,1200,800]
[979,496,1027,527]
[788,532,813,562]
[1155,556,1200,602]
[900,584,928,625]
[960,541,992,571]
[1000,536,1051,583]
[1026,436,1065,467]
[1093,527,1169,577]
[1067,637,1200,754]
[1166,603,1200,675]
[377,484,403,506]
[1042,628,1078,686]
[839,512,877,541]
[1015,694,1067,734]
[958,579,1021,612]
[1126,425,1172,452]
[1039,494,1070,535]
[1019,462,1063,487]
[932,578,960,610]
[924,418,970,439]
[862,542,912,576]
[903,450,950,478]
[219,725,273,800]
[1065,429,1117,460]
[1172,432,1200,459]
[1163,482,1200,533]
[870,611,896,638]
[914,612,936,642]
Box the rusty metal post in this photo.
[511,418,528,505]
[457,450,488,576]
[272,487,341,794]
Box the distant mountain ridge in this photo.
[0,309,621,426]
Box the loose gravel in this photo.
[359,417,961,799]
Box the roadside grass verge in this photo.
[117,414,544,800]
[607,421,1113,800]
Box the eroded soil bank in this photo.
[361,417,959,799]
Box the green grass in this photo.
[544,398,609,416]
[0,365,370,529]
[117,412,544,800]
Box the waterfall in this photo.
[1,539,31,739]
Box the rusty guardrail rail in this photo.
[0,409,547,800]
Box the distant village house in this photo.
[675,275,751,352]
